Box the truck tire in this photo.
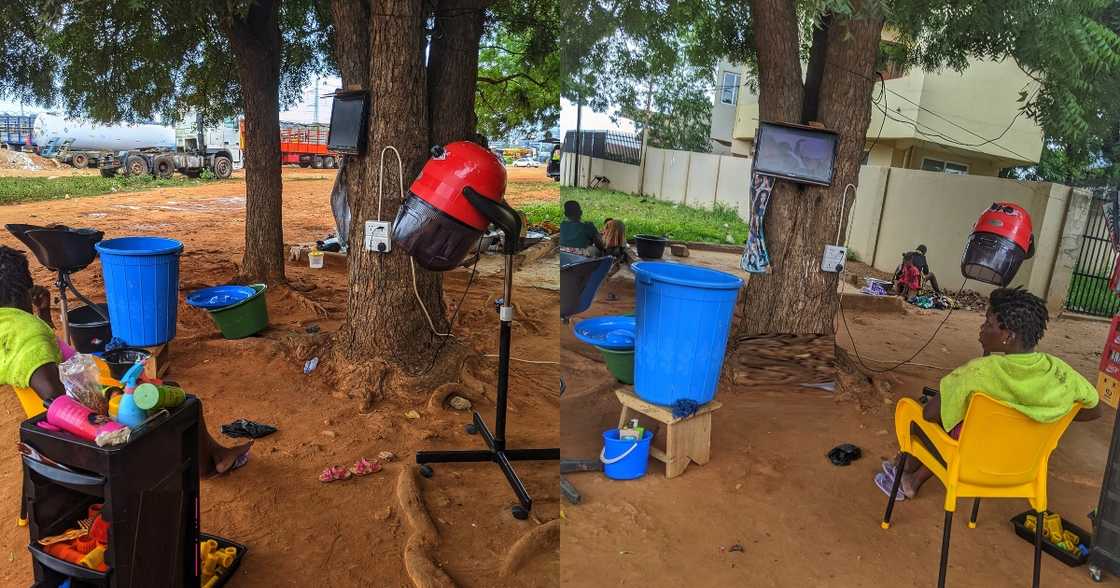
[126,155,148,176]
[154,157,175,179]
[72,153,88,168]
[324,156,336,168]
[99,168,117,178]
[213,156,233,179]
[299,161,311,168]
[312,155,324,169]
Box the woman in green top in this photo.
[559,200,605,257]
[875,287,1100,501]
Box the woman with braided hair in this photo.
[875,286,1100,501]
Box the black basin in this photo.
[5,224,104,272]
[67,304,112,353]
[101,347,152,380]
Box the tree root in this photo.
[834,345,897,414]
[426,382,475,411]
[396,466,456,588]
[500,519,559,578]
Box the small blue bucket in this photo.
[600,429,653,480]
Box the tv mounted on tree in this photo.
[753,121,839,186]
[327,90,370,155]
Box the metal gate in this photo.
[1067,188,1120,317]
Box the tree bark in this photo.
[428,0,486,145]
[333,0,451,372]
[223,0,286,284]
[739,6,883,336]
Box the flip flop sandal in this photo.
[874,472,906,501]
[231,452,250,472]
[882,460,897,478]
[319,465,352,483]
[348,457,382,477]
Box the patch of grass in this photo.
[522,187,748,244]
[0,175,224,205]
[1066,272,1120,317]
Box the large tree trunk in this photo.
[739,4,883,336]
[333,0,450,372]
[224,0,286,284]
[428,0,486,145]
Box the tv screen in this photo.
[754,122,839,186]
[327,91,370,155]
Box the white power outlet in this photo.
[821,244,847,273]
[365,220,392,253]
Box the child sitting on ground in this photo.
[875,287,1100,501]
[559,200,606,257]
[0,245,252,484]
[601,219,634,273]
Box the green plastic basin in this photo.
[207,284,269,339]
[597,346,634,384]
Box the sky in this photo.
[559,98,636,136]
[0,75,344,125]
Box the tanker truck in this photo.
[32,113,175,168]
[96,114,243,179]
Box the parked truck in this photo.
[98,115,243,179]
[31,113,176,168]
[276,121,340,168]
[1,113,35,150]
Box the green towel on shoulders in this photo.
[938,352,1099,432]
[0,307,61,388]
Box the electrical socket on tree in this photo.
[821,244,847,273]
[365,220,392,253]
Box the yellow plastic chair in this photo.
[880,393,1081,588]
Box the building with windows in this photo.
[708,59,753,155]
[710,45,1045,177]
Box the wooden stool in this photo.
[615,388,721,479]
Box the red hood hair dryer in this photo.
[391,140,559,521]
[961,201,1035,286]
[392,141,508,270]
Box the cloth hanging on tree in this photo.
[740,173,775,273]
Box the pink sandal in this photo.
[348,457,382,477]
[319,465,352,483]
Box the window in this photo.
[921,157,969,175]
[720,71,740,105]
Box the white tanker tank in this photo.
[32,113,175,151]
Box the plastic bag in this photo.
[59,353,108,415]
[330,156,351,251]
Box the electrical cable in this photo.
[484,354,559,365]
[864,72,886,159]
[838,279,969,374]
[415,238,485,377]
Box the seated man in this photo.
[894,244,942,295]
[0,246,251,482]
[875,286,1100,500]
[559,200,605,257]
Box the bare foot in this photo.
[899,473,919,499]
[204,440,253,478]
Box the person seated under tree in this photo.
[559,200,605,257]
[874,287,1100,501]
[0,245,252,487]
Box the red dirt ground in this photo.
[0,165,559,587]
[561,257,1117,587]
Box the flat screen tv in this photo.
[754,121,839,186]
[327,91,370,155]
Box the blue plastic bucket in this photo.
[632,261,743,405]
[600,429,653,480]
[95,236,184,346]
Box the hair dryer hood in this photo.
[961,202,1035,287]
[392,141,507,272]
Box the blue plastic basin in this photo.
[186,285,256,310]
[632,261,743,405]
[573,315,636,350]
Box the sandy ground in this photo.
[561,251,1118,587]
[0,164,560,586]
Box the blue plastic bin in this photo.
[600,429,653,480]
[95,236,184,347]
[632,261,743,406]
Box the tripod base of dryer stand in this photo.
[417,411,560,520]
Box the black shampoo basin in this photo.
[5,224,104,272]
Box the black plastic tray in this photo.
[1010,511,1091,567]
[200,533,247,587]
[27,543,109,585]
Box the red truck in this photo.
[240,120,341,168]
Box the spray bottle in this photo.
[115,362,148,428]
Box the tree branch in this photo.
[477,72,544,87]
